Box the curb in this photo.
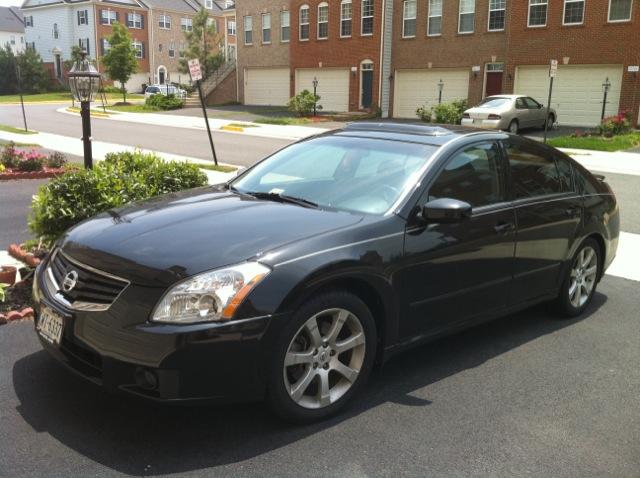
[0,307,34,325]
[0,168,66,181]
[8,244,41,268]
[220,125,244,133]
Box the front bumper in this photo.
[33,262,280,403]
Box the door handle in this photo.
[494,222,515,234]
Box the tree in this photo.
[0,46,18,94]
[101,22,138,103]
[15,48,51,94]
[63,45,86,71]
[179,8,225,80]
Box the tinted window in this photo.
[524,97,540,109]
[555,156,574,192]
[478,97,511,108]
[515,98,527,109]
[146,87,160,93]
[506,143,563,198]
[428,142,504,208]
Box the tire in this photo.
[507,119,519,134]
[267,291,377,423]
[553,238,601,317]
[543,114,555,130]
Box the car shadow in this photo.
[12,293,606,476]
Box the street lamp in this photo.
[437,78,444,104]
[601,77,611,122]
[68,50,101,169]
[312,76,319,116]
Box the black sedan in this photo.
[32,123,619,423]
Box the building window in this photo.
[281,11,290,42]
[340,0,352,37]
[10,35,15,45]
[181,17,193,31]
[528,0,547,26]
[227,19,236,35]
[563,0,584,24]
[78,37,90,55]
[403,0,417,37]
[77,10,88,26]
[159,14,171,29]
[101,10,117,25]
[100,38,110,54]
[262,13,271,43]
[132,40,143,58]
[609,0,632,21]
[53,23,59,39]
[205,0,213,9]
[243,15,253,44]
[299,5,310,40]
[428,0,442,35]
[488,0,506,31]
[179,41,185,58]
[459,0,475,33]
[169,40,175,57]
[318,3,329,39]
[361,0,374,35]
[25,16,33,27]
[127,12,143,29]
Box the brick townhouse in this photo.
[392,0,640,126]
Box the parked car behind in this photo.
[144,84,187,100]
[461,95,556,134]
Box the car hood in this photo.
[59,187,364,286]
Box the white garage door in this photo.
[515,65,623,127]
[296,69,350,112]
[393,69,470,119]
[244,68,290,106]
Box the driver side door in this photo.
[400,141,516,339]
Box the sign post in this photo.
[188,58,218,166]
[14,62,28,132]
[543,59,557,144]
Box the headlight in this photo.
[151,262,271,324]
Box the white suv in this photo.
[144,84,187,100]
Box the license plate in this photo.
[37,306,64,346]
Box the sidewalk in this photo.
[0,130,238,185]
[59,107,330,142]
[558,148,640,177]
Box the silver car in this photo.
[461,94,556,134]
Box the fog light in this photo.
[135,367,158,390]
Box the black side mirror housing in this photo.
[421,198,472,223]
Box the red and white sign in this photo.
[549,59,558,78]
[188,59,202,81]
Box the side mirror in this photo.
[538,104,543,109]
[421,198,472,223]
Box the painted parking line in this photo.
[606,231,640,282]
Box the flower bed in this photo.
[0,143,68,180]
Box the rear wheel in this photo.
[553,238,601,317]
[507,119,519,134]
[267,291,376,423]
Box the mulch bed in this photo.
[0,167,66,181]
[0,279,34,325]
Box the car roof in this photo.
[337,121,493,146]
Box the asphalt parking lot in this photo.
[1,274,638,477]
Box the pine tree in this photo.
[179,8,225,80]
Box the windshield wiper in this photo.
[243,191,319,209]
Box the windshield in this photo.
[146,87,160,93]
[477,97,512,108]
[231,135,437,215]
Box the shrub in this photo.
[416,99,468,125]
[16,150,46,171]
[288,90,321,117]
[145,93,184,110]
[0,142,19,168]
[598,112,631,137]
[99,85,123,94]
[45,151,67,168]
[29,151,208,241]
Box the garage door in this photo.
[393,69,470,119]
[515,65,623,127]
[244,68,290,106]
[296,69,350,112]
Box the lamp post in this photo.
[312,76,319,116]
[601,77,611,122]
[67,50,101,169]
[437,78,444,104]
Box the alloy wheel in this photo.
[569,246,598,308]
[283,308,366,409]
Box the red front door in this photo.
[485,72,503,97]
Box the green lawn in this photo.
[0,124,37,134]
[196,163,237,173]
[0,139,40,147]
[548,132,640,152]
[253,117,310,126]
[107,104,165,113]
[0,92,144,103]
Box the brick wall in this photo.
[290,0,383,111]
[206,66,238,105]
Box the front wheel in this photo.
[553,238,601,317]
[543,114,555,130]
[507,119,519,134]
[267,291,376,423]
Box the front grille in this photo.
[46,249,129,311]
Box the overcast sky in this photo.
[0,0,22,7]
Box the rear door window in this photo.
[505,142,563,199]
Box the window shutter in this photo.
[115,12,119,22]
[85,10,88,24]
[100,39,104,55]
[77,11,80,25]
[86,38,90,55]
[141,42,145,59]
[140,15,144,29]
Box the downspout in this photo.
[378,0,384,116]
